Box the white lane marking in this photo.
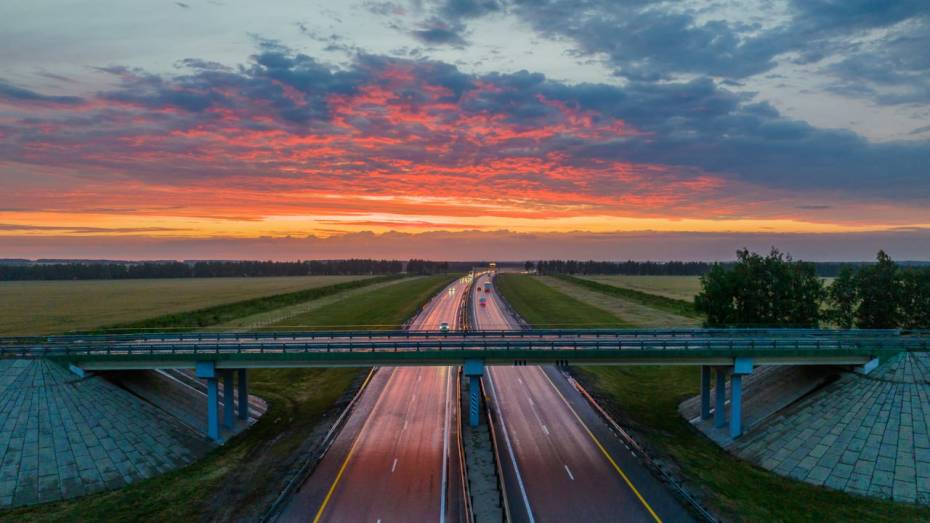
[403,420,408,431]
[564,464,575,481]
[486,368,536,523]
[439,367,451,523]
[542,425,550,436]
[391,458,398,472]
[518,377,524,385]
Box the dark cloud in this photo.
[0,80,83,105]
[411,17,468,46]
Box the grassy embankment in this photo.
[1,274,454,522]
[0,275,373,335]
[495,274,930,522]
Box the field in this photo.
[495,274,930,522]
[579,275,702,300]
[0,276,368,335]
[1,274,454,522]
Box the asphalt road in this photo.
[279,276,470,523]
[474,273,694,523]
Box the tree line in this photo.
[0,259,410,281]
[529,259,903,277]
[694,249,930,329]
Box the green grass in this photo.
[0,275,372,335]
[1,275,455,522]
[101,275,402,332]
[496,274,930,522]
[581,275,704,300]
[495,274,632,327]
[555,274,700,319]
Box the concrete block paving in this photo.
[0,359,211,508]
[728,352,930,505]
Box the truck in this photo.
[484,282,492,293]
[479,296,487,307]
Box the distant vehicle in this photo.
[484,282,492,292]
[439,322,449,333]
[479,296,487,307]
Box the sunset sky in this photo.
[2,1,929,260]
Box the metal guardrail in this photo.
[2,336,926,361]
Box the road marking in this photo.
[440,366,451,523]
[312,368,399,523]
[403,420,408,431]
[486,368,536,523]
[391,458,398,473]
[541,425,550,436]
[564,464,575,481]
[539,369,662,523]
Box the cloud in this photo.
[1,43,928,230]
[0,80,84,105]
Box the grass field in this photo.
[579,275,703,300]
[495,274,930,522]
[555,275,700,320]
[0,276,370,335]
[0,274,454,522]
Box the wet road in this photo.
[279,277,470,523]
[474,273,693,523]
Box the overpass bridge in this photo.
[3,328,927,441]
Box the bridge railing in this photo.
[2,335,927,360]
[0,327,907,348]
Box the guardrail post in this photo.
[464,359,485,427]
[714,367,728,429]
[223,370,235,429]
[700,366,711,420]
[237,369,249,420]
[195,361,221,442]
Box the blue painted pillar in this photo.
[714,367,727,428]
[223,370,235,429]
[730,357,754,439]
[730,374,743,438]
[237,368,249,420]
[196,361,221,442]
[463,359,485,427]
[700,366,711,420]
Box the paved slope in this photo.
[476,273,692,523]
[279,277,468,522]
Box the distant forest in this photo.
[532,259,930,277]
[0,259,472,281]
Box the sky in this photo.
[1,0,929,261]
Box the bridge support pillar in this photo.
[223,370,235,429]
[700,366,712,420]
[714,367,728,429]
[730,357,754,439]
[237,368,249,420]
[464,359,485,427]
[195,361,222,442]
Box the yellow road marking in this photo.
[313,368,397,523]
[539,369,662,523]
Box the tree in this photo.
[695,248,824,327]
[827,266,857,328]
[524,260,535,272]
[900,267,930,329]
[855,250,901,328]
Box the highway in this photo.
[474,273,694,523]
[278,276,470,522]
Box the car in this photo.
[439,322,450,333]
[479,296,487,307]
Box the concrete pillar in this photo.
[223,370,235,429]
[730,357,754,439]
[237,368,249,420]
[700,366,711,420]
[195,361,221,442]
[463,358,485,427]
[730,374,743,439]
[206,377,220,441]
[714,367,727,429]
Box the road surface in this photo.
[474,273,693,523]
[279,276,470,522]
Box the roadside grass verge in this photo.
[1,275,454,522]
[96,274,402,332]
[496,274,930,522]
[553,274,701,319]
